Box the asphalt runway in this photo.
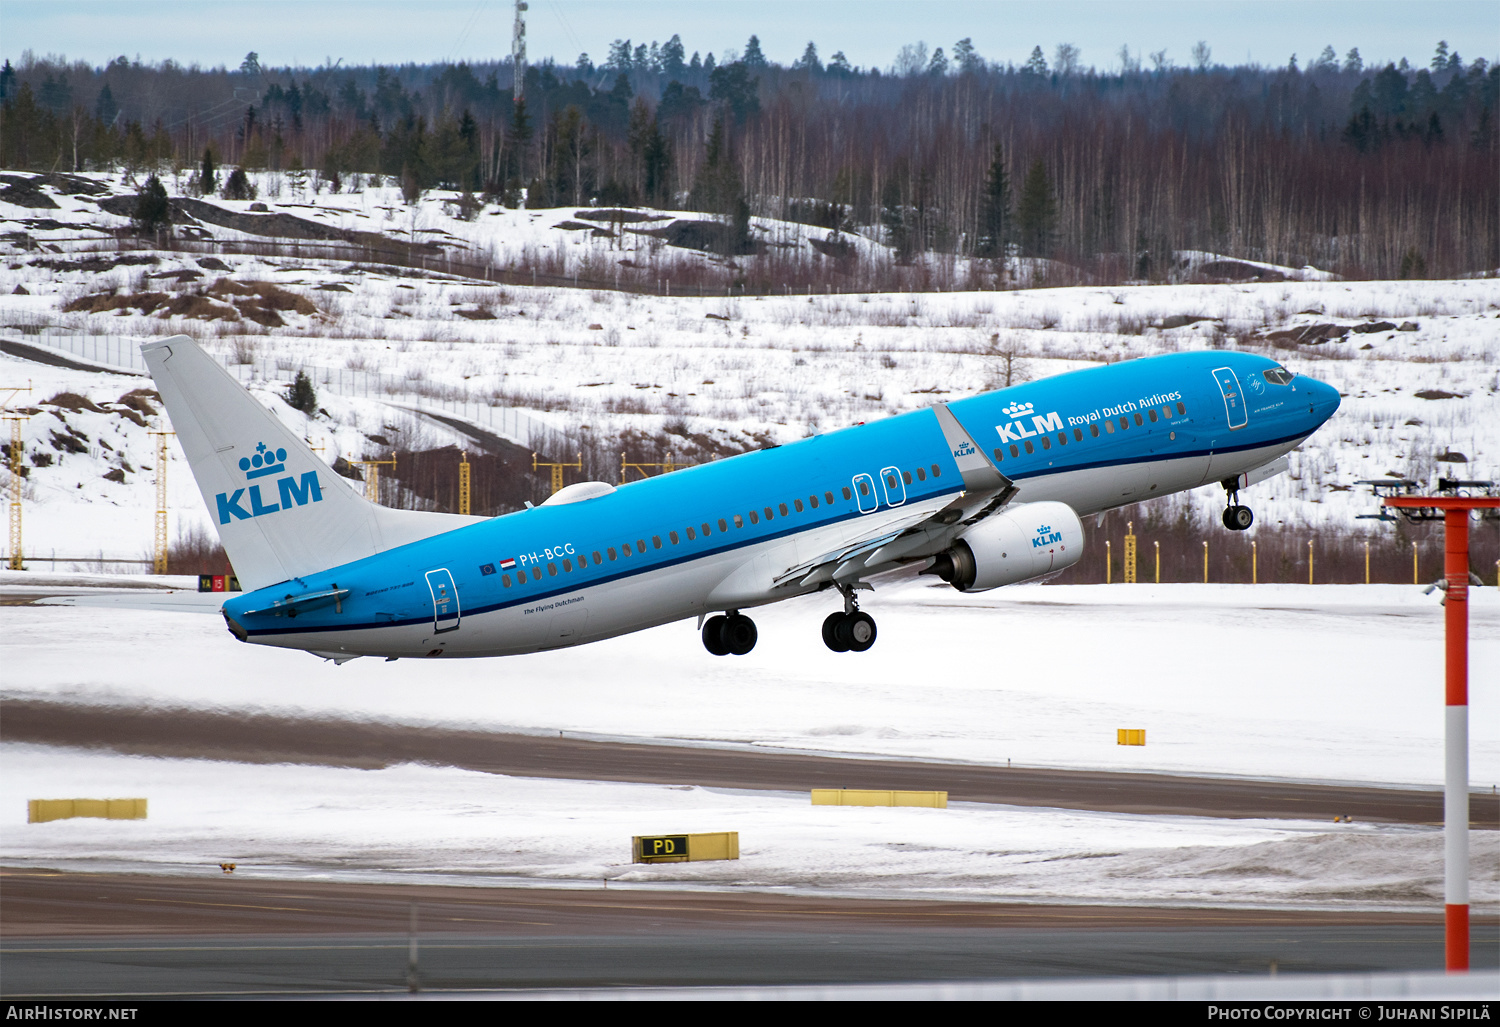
[5,698,1495,827]
[3,872,1495,996]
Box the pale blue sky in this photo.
[3,0,1494,72]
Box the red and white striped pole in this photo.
[1443,506,1469,973]
[1385,493,1498,973]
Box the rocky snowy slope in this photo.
[2,171,1497,566]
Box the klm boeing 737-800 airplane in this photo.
[139,335,1339,662]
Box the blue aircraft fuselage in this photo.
[220,350,1340,659]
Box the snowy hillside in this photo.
[2,170,1497,567]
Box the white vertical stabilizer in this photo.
[141,335,482,590]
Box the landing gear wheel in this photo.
[723,614,758,655]
[702,615,730,656]
[1222,505,1254,531]
[822,612,850,652]
[835,611,878,652]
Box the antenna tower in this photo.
[511,0,528,100]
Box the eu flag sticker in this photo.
[480,563,496,575]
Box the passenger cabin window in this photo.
[903,471,913,485]
[621,542,632,555]
[916,467,926,481]
[1074,428,1083,441]
[720,518,729,531]
[1133,412,1143,426]
[637,538,647,551]
[1009,444,1019,457]
[1057,432,1067,446]
[886,473,898,488]
[608,547,617,560]
[1091,424,1100,438]
[1119,417,1129,430]
[931,465,941,477]
[779,503,789,516]
[577,554,587,568]
[1160,406,1171,420]
[734,514,744,528]
[593,551,602,564]
[1024,440,1035,454]
[857,481,870,496]
[653,535,662,549]
[794,499,804,512]
[1177,402,1186,415]
[764,506,774,520]
[562,558,573,571]
[1040,436,1051,450]
[548,563,557,576]
[993,448,1004,461]
[502,574,512,587]
[700,524,710,536]
[531,567,541,581]
[686,527,696,541]
[1148,409,1158,423]
[1105,421,1115,434]
[748,510,759,525]
[669,531,679,544]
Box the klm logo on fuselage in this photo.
[215,440,323,524]
[1032,523,1063,548]
[996,400,1064,445]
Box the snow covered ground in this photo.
[4,744,1494,912]
[5,579,1496,789]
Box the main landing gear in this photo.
[822,584,877,653]
[1220,478,1254,531]
[702,611,757,656]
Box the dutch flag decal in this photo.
[500,558,517,570]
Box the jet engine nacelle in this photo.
[923,501,1084,592]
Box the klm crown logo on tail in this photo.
[997,400,1064,445]
[216,440,324,524]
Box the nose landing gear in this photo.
[702,611,758,656]
[821,584,878,652]
[1220,478,1254,531]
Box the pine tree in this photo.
[200,147,216,196]
[743,35,768,68]
[285,371,318,415]
[1023,46,1048,76]
[94,82,118,124]
[661,35,687,77]
[1015,158,1056,257]
[795,42,822,73]
[976,144,1011,259]
[132,174,171,238]
[506,96,533,180]
[223,167,256,200]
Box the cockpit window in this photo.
[1264,366,1295,386]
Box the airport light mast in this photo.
[1363,477,1500,973]
[511,0,528,101]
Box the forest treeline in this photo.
[2,37,1497,280]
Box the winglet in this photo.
[934,404,1010,492]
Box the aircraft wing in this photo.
[772,405,1018,589]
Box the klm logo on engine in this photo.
[1032,523,1063,548]
[996,400,1064,445]
[215,440,323,524]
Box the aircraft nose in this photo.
[1304,376,1341,422]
